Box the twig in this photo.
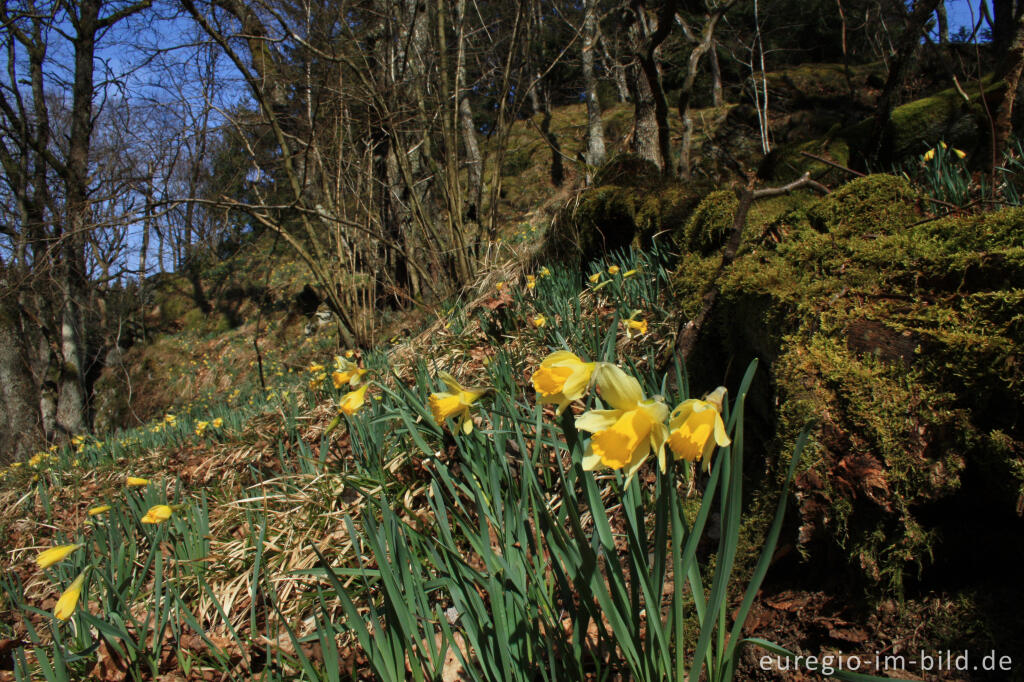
[798,151,865,177]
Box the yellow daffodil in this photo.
[195,421,209,436]
[532,314,546,328]
[308,362,325,373]
[923,141,966,162]
[526,275,537,290]
[71,435,85,447]
[88,505,111,517]
[495,282,504,291]
[126,476,149,487]
[36,544,81,569]
[141,504,173,524]
[607,265,620,275]
[624,311,648,338]
[54,569,88,621]
[531,351,597,415]
[332,357,368,389]
[577,364,668,480]
[428,371,488,435]
[339,383,370,415]
[164,414,176,425]
[668,387,731,472]
[539,266,551,278]
[588,272,601,284]
[212,417,223,429]
[344,349,355,359]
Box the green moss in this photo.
[842,78,1002,163]
[674,174,1024,595]
[501,146,533,177]
[546,178,703,266]
[679,190,737,255]
[805,173,918,236]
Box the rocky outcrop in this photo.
[673,174,1024,594]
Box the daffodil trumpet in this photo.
[576,364,669,482]
[531,351,598,415]
[667,386,731,472]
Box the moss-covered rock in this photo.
[805,173,918,236]
[842,79,1005,166]
[679,190,738,255]
[544,159,706,266]
[673,177,1024,595]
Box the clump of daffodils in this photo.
[531,350,731,481]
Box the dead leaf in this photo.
[90,639,129,682]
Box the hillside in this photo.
[2,59,1024,681]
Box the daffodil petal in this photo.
[561,363,596,401]
[595,364,643,411]
[54,571,87,621]
[438,371,464,394]
[713,413,731,447]
[575,409,621,433]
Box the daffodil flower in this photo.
[532,314,546,328]
[531,351,597,415]
[607,265,620,275]
[141,504,174,524]
[668,387,731,472]
[526,275,537,290]
[339,383,370,415]
[428,371,488,435]
[195,421,209,436]
[307,363,325,373]
[923,141,966,162]
[54,569,88,621]
[539,266,551,278]
[332,356,368,389]
[36,544,81,569]
[588,272,601,284]
[126,476,149,487]
[212,417,223,429]
[624,310,648,338]
[576,364,668,480]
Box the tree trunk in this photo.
[993,11,1024,163]
[709,38,723,107]
[58,0,104,436]
[456,0,482,226]
[866,0,943,167]
[540,85,564,187]
[0,300,41,464]
[676,0,736,178]
[992,0,1022,55]
[583,0,607,178]
[935,2,949,43]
